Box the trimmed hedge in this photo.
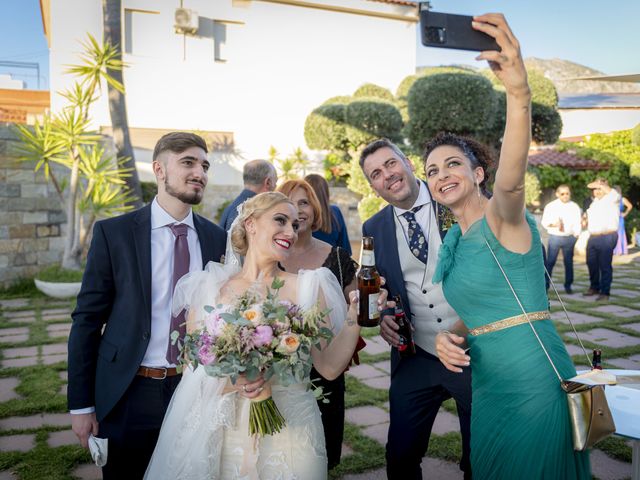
[406,72,497,150]
[532,103,563,145]
[304,103,348,151]
[344,100,403,148]
[353,83,394,102]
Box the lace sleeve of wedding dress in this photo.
[172,261,240,327]
[297,267,346,334]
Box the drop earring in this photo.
[474,182,481,199]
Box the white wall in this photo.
[559,108,640,138]
[49,0,417,185]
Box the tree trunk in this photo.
[62,157,82,270]
[103,0,143,208]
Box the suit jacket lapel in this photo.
[378,206,411,313]
[193,214,214,266]
[133,205,152,328]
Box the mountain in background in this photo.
[524,58,640,94]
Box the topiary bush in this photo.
[396,67,474,123]
[344,100,403,148]
[528,69,558,108]
[531,103,563,145]
[631,123,640,146]
[323,95,352,106]
[353,83,394,102]
[406,72,497,151]
[304,103,349,151]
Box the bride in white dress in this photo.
[145,192,388,480]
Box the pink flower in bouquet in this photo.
[253,325,274,347]
[278,333,300,354]
[204,311,225,337]
[198,345,216,365]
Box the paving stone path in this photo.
[0,257,638,479]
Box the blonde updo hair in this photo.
[230,191,295,255]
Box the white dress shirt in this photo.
[587,190,621,235]
[143,198,203,367]
[393,181,432,235]
[541,199,582,237]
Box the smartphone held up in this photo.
[420,9,500,52]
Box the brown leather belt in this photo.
[136,366,180,380]
[590,231,617,237]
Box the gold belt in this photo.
[468,310,550,336]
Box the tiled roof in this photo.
[528,148,608,170]
[368,0,417,7]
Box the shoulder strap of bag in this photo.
[483,236,565,383]
[336,246,344,290]
[544,266,593,367]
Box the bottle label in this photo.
[368,293,380,320]
[360,250,375,267]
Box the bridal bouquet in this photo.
[177,277,333,437]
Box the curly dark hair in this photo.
[422,132,495,196]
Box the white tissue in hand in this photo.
[88,434,108,467]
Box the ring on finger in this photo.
[242,384,247,392]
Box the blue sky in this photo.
[1,0,639,90]
[417,0,640,74]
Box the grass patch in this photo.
[35,266,83,283]
[0,279,44,300]
[329,423,386,478]
[0,366,67,418]
[426,432,463,463]
[594,435,632,463]
[345,375,388,408]
[0,444,90,480]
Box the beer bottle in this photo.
[592,349,602,370]
[393,295,415,357]
[357,236,381,327]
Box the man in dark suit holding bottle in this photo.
[360,138,471,479]
[68,132,227,479]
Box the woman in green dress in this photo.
[426,14,591,480]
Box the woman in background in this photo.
[277,179,364,470]
[613,185,633,255]
[305,173,352,255]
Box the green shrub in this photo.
[322,95,351,106]
[344,100,403,148]
[304,103,348,151]
[406,72,497,150]
[36,265,84,282]
[353,83,394,102]
[357,194,386,222]
[396,67,473,123]
[323,152,350,182]
[140,181,157,203]
[525,170,541,208]
[632,123,640,146]
[532,103,563,145]
[528,69,558,108]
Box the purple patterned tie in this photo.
[167,223,190,364]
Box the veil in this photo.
[171,204,244,326]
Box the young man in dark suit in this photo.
[360,139,471,479]
[68,132,227,479]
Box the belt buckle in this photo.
[153,367,167,380]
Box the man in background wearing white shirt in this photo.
[541,185,582,293]
[68,132,227,479]
[583,178,620,302]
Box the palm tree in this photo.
[102,0,142,208]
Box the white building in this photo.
[40,0,418,186]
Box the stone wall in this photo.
[0,125,65,287]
